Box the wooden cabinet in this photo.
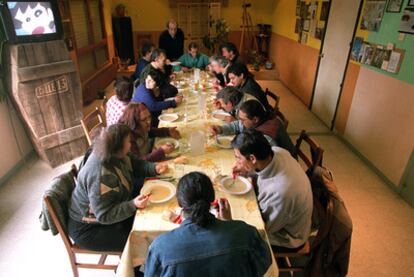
[57,0,116,104]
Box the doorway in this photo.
[400,150,414,208]
[310,0,362,128]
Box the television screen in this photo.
[8,2,56,35]
[0,0,62,43]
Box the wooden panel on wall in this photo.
[269,33,319,106]
[82,63,117,103]
[344,67,414,185]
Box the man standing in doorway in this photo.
[159,19,185,61]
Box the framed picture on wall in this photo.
[320,1,330,21]
[387,0,404,13]
[399,8,414,34]
[360,0,386,32]
[409,0,414,6]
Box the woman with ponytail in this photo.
[145,172,272,276]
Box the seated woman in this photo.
[68,124,168,252]
[118,102,181,162]
[106,76,133,126]
[145,172,272,276]
[132,69,182,127]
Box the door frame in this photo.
[309,0,365,130]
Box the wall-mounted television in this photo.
[0,0,63,44]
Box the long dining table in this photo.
[116,71,279,276]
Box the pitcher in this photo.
[189,130,206,156]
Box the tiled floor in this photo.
[0,80,413,276]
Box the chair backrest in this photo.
[100,95,108,125]
[81,107,105,145]
[43,171,77,253]
[275,109,289,129]
[295,130,323,172]
[265,88,280,111]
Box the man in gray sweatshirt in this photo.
[231,130,313,250]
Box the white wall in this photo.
[0,100,33,179]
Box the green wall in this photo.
[365,2,414,85]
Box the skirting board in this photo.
[0,150,36,188]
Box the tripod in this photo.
[239,1,258,56]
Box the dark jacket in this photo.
[238,76,271,111]
[306,166,353,277]
[158,28,185,60]
[145,217,272,276]
[133,58,150,81]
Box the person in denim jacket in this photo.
[145,172,272,277]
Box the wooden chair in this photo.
[275,109,289,130]
[273,166,335,274]
[99,95,108,125]
[80,107,105,145]
[265,88,280,111]
[43,168,121,277]
[295,130,324,172]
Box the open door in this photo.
[400,150,414,208]
[310,0,362,128]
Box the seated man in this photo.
[209,100,296,158]
[231,130,313,251]
[221,42,244,66]
[227,62,271,111]
[132,42,154,81]
[175,42,210,71]
[145,172,272,277]
[159,19,185,61]
[209,55,229,89]
[139,48,177,99]
[215,86,261,122]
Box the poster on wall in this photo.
[399,8,414,34]
[386,0,404,13]
[320,1,330,21]
[360,0,386,32]
[371,47,391,69]
[351,37,364,61]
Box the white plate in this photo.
[219,176,252,195]
[154,138,180,150]
[170,61,181,66]
[158,113,179,123]
[141,180,176,204]
[215,136,234,149]
[212,110,231,121]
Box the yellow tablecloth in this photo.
[117,73,279,276]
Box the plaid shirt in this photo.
[106,95,128,126]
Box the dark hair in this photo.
[150,48,166,62]
[210,55,229,67]
[146,69,163,87]
[188,42,198,50]
[221,42,238,55]
[93,124,131,162]
[239,100,267,121]
[141,42,154,57]
[177,172,215,227]
[227,62,249,79]
[114,76,133,102]
[231,129,273,161]
[216,86,243,106]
